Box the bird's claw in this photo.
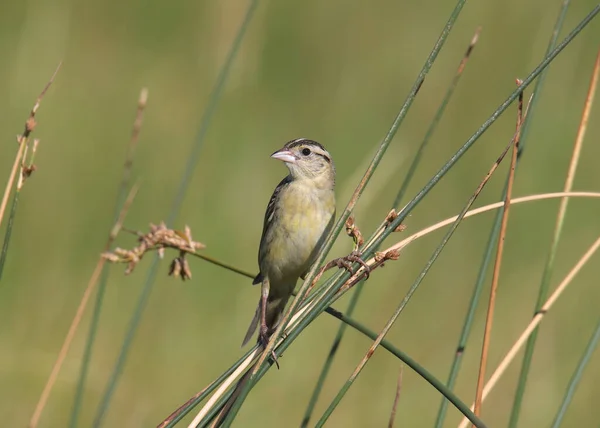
[331,250,371,279]
[259,325,280,370]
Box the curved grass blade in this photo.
[91,1,260,426]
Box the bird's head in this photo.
[271,138,335,186]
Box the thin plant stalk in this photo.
[0,142,26,231]
[0,188,21,281]
[473,84,523,423]
[28,185,139,428]
[509,46,600,427]
[190,252,255,279]
[0,140,40,279]
[0,63,60,229]
[0,64,61,281]
[302,27,481,427]
[388,367,403,428]
[92,2,260,425]
[68,88,149,428]
[387,192,600,254]
[457,233,600,428]
[0,141,39,279]
[550,317,600,428]
[314,113,523,428]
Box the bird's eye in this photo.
[301,147,311,156]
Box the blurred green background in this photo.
[1,0,599,426]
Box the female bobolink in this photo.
[242,138,336,348]
[212,139,336,426]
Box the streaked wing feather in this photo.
[253,175,291,285]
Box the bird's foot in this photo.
[329,250,371,279]
[259,325,280,370]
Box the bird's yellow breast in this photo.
[260,180,335,286]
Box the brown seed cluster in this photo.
[385,209,407,232]
[345,215,364,250]
[102,222,205,280]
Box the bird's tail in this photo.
[241,303,260,347]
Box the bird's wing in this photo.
[252,175,292,285]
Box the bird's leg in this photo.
[259,279,269,344]
[259,278,280,369]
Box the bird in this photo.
[211,139,336,427]
[242,138,336,350]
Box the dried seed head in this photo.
[394,224,407,233]
[385,209,398,223]
[181,257,192,280]
[103,222,205,276]
[169,255,193,281]
[385,249,400,260]
[22,164,37,179]
[374,252,386,263]
[25,117,37,134]
[345,215,364,248]
[169,257,182,278]
[101,252,121,263]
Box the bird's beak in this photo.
[271,149,297,163]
